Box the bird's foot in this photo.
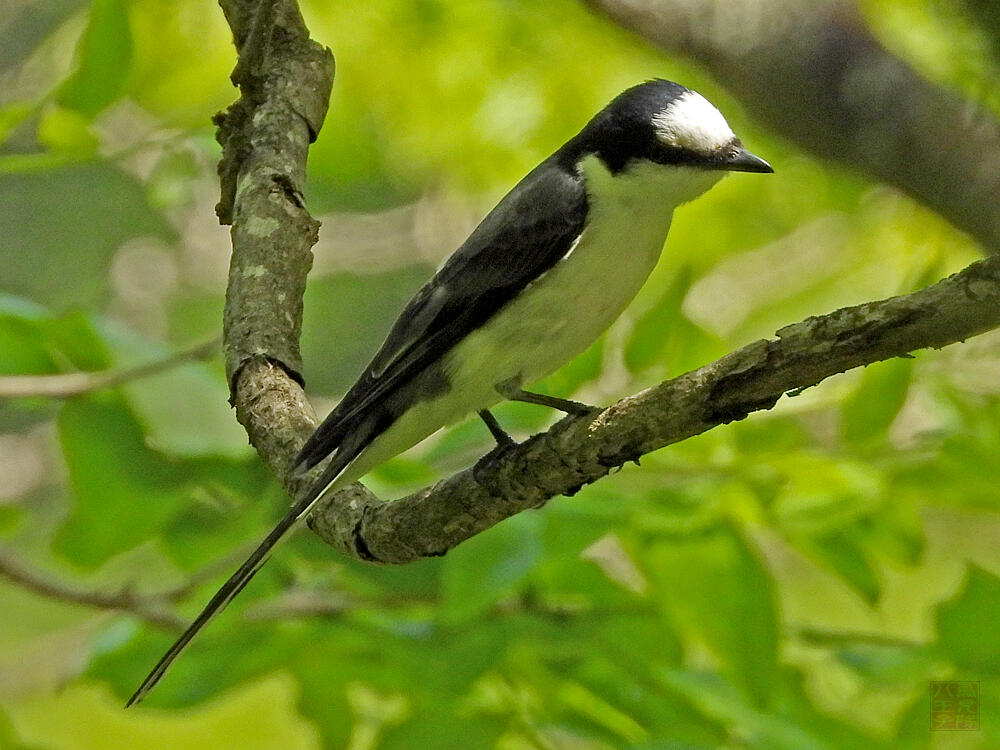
[496,378,599,416]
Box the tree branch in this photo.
[0,548,186,631]
[0,338,219,399]
[216,0,339,497]
[580,0,1000,252]
[217,1,1000,569]
[0,544,351,633]
[307,255,1000,563]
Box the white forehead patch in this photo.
[652,90,735,154]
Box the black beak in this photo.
[726,147,773,173]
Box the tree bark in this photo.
[216,0,341,499]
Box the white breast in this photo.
[444,155,724,404]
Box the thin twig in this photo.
[795,626,928,650]
[0,544,320,633]
[242,588,356,621]
[149,543,270,605]
[0,548,186,631]
[0,338,220,399]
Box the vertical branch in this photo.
[215,0,335,489]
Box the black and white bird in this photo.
[128,79,772,705]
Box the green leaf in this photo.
[36,106,98,157]
[770,666,892,750]
[936,565,1000,673]
[625,265,707,374]
[556,679,648,744]
[834,642,935,685]
[440,512,542,622]
[0,504,23,536]
[536,334,604,400]
[4,676,319,750]
[58,0,133,116]
[647,523,779,705]
[99,326,248,459]
[54,386,272,569]
[0,164,174,308]
[0,299,109,376]
[863,499,924,567]
[0,313,57,376]
[654,669,837,750]
[55,395,189,566]
[554,620,720,745]
[0,102,35,147]
[0,704,45,750]
[37,310,110,371]
[841,358,912,445]
[300,267,431,395]
[808,528,880,604]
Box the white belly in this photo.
[444,208,671,400]
[441,157,723,408]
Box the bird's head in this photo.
[564,80,773,182]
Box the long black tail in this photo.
[127,385,398,706]
[126,459,344,707]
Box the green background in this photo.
[0,0,998,747]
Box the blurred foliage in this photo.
[0,0,999,748]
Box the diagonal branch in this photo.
[0,548,186,631]
[218,0,1000,569]
[307,255,1000,563]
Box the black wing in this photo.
[293,159,588,473]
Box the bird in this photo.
[127,79,772,706]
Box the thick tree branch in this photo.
[216,0,339,497]
[580,0,1000,251]
[308,256,1000,563]
[218,1,1000,569]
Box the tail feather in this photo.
[293,401,394,477]
[126,454,349,707]
[293,394,364,474]
[129,398,397,706]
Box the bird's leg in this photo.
[473,409,519,488]
[478,409,515,447]
[495,378,598,416]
